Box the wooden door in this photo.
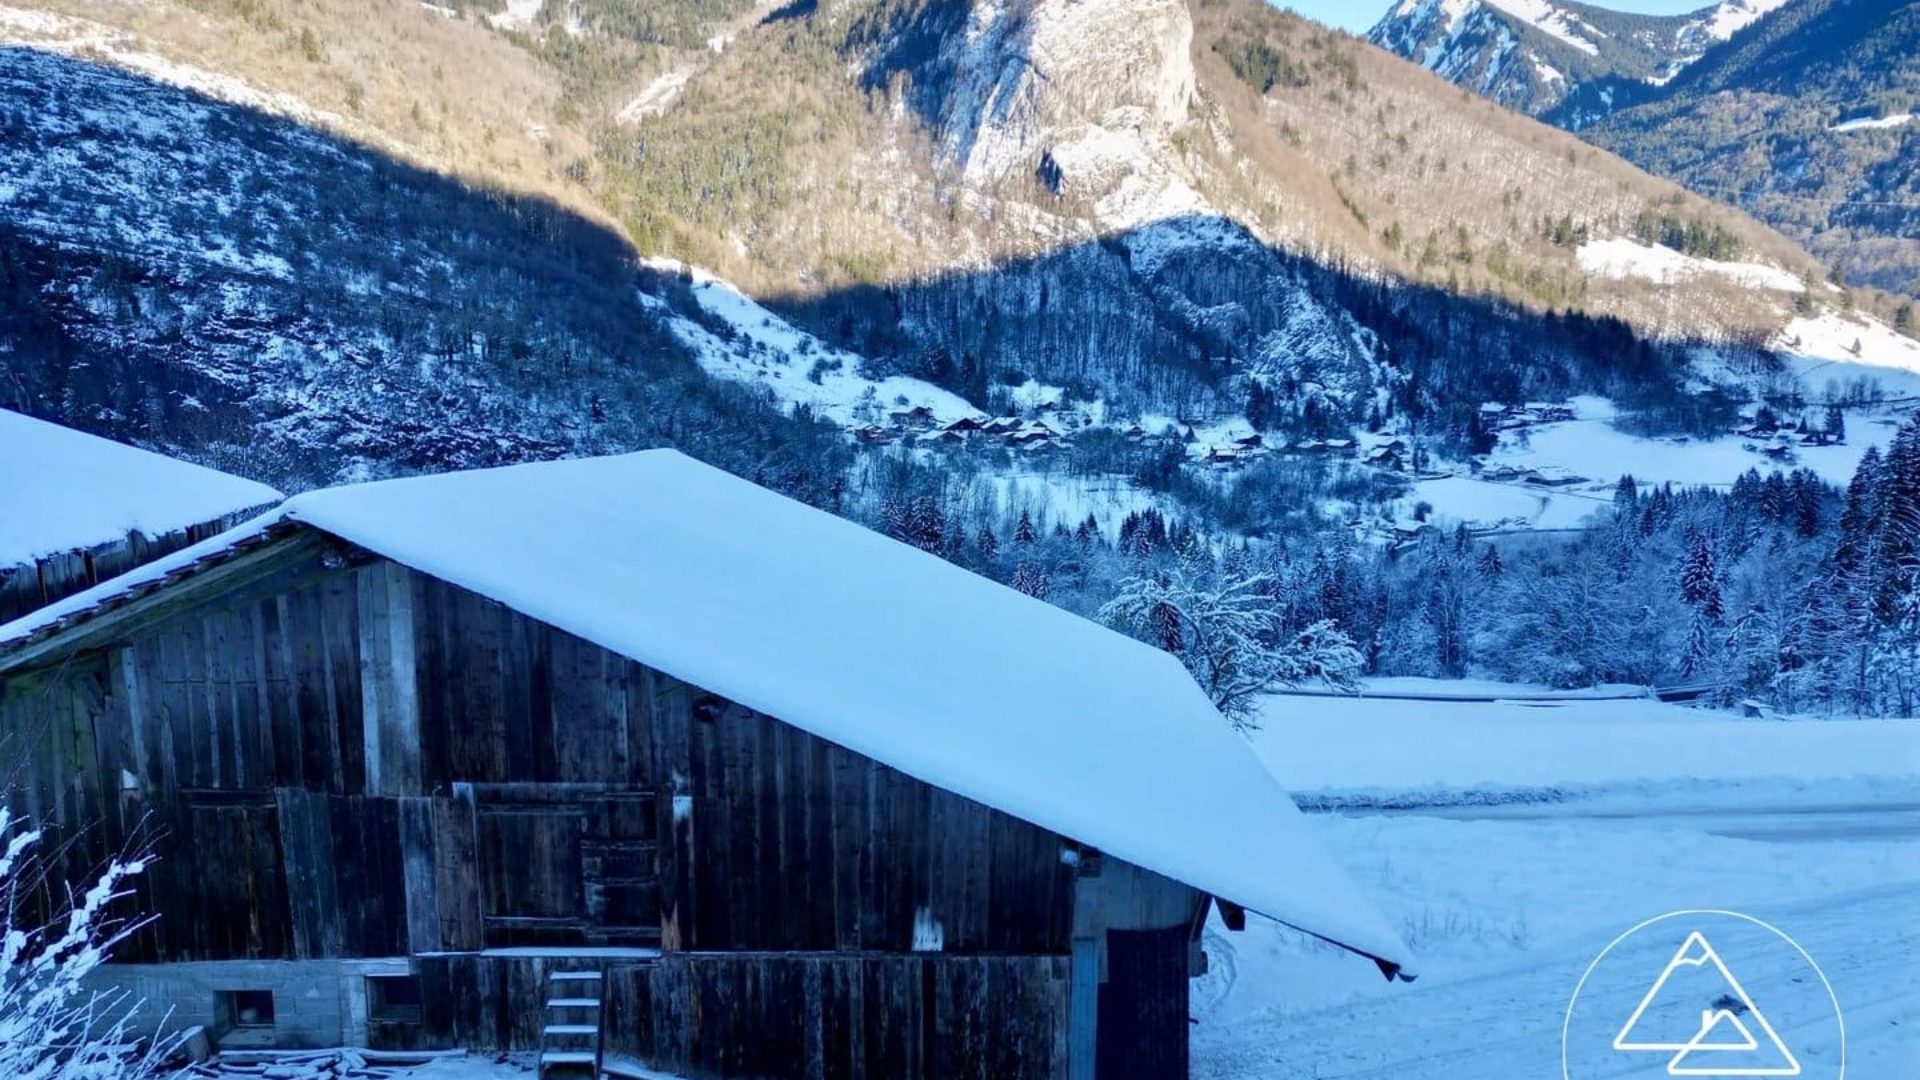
[1095,926,1191,1080]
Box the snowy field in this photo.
[1406,387,1914,530]
[1577,237,1805,294]
[1399,473,1611,531]
[1193,686,1920,1079]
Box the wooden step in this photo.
[540,1051,598,1067]
[545,1023,600,1038]
[550,970,604,983]
[548,997,602,1010]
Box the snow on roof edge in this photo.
[0,409,285,567]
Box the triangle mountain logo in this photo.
[1612,931,1801,1077]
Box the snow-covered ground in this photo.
[485,0,542,31]
[1403,308,1920,530]
[1399,474,1609,531]
[1253,681,1919,799]
[190,1052,534,1080]
[1830,113,1914,133]
[1577,237,1805,294]
[1476,394,1900,497]
[1193,686,1920,1078]
[1776,312,1920,400]
[637,261,979,428]
[616,68,692,124]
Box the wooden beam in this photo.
[358,562,421,796]
[1068,936,1099,1080]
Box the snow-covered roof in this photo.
[0,409,283,568]
[0,450,1414,976]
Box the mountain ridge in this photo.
[1367,0,1788,118]
[1,0,1913,519]
[1369,0,1920,297]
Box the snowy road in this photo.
[1195,883,1920,1079]
[1358,799,1920,843]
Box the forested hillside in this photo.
[0,45,848,499]
[1572,0,1920,296]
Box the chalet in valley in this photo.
[0,408,281,622]
[0,450,1413,1080]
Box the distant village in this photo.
[856,396,1590,482]
[852,394,1849,493]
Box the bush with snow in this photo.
[0,806,171,1080]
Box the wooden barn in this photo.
[0,409,282,622]
[0,450,1412,1080]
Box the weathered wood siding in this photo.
[648,681,1079,955]
[604,954,1072,1080]
[0,515,258,625]
[1,549,1085,964]
[117,572,367,795]
[410,573,655,788]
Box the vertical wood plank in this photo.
[358,563,421,796]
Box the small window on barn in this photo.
[367,974,423,1023]
[221,989,275,1029]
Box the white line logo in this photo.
[1562,910,1845,1080]
[1611,931,1800,1076]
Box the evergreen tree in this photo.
[1476,544,1504,579]
[1614,474,1639,509]
[1679,530,1724,622]
[1011,563,1050,600]
[1013,510,1038,545]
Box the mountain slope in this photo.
[0,38,849,499]
[1571,0,1920,296]
[1,0,1913,549]
[1367,0,1788,117]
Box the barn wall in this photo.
[603,953,1072,1080]
[2,553,1085,963]
[648,678,1079,956]
[2,548,1193,1075]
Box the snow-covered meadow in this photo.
[1192,685,1920,1079]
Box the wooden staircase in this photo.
[539,968,604,1080]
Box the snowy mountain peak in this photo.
[1369,0,1799,117]
[1695,0,1792,41]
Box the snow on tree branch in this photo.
[0,805,174,1080]
[1099,569,1360,731]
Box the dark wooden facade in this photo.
[0,530,1211,1079]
